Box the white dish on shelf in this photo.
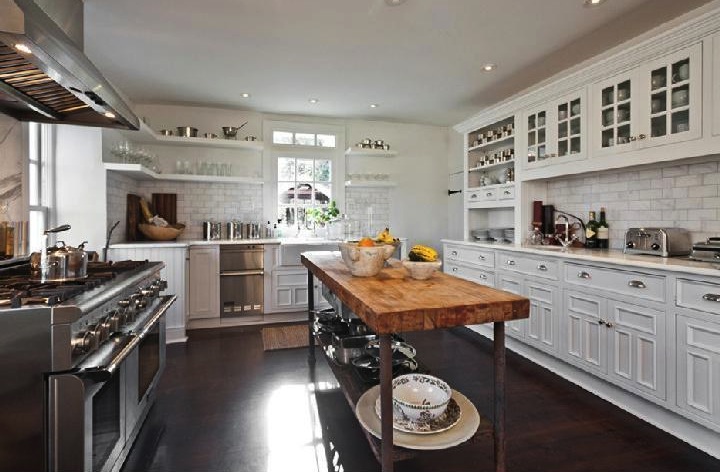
[374,394,462,434]
[355,385,480,450]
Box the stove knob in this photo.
[73,328,97,354]
[93,321,110,344]
[626,241,635,249]
[651,243,660,251]
[108,310,126,332]
[136,300,147,310]
[100,316,113,335]
[140,288,156,298]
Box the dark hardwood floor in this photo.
[122,326,719,472]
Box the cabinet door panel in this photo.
[498,273,525,338]
[608,301,665,399]
[563,291,607,374]
[642,43,702,147]
[188,247,220,319]
[592,71,638,156]
[676,313,720,428]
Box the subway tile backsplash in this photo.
[345,187,391,237]
[545,156,720,248]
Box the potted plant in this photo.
[306,200,340,237]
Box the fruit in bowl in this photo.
[392,374,452,422]
[338,240,395,277]
[403,245,441,280]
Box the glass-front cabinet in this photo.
[524,90,586,169]
[592,43,702,156]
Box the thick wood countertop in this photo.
[301,251,529,334]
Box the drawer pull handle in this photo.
[605,321,614,328]
[479,274,487,280]
[506,260,516,266]
[628,280,646,289]
[578,271,591,279]
[452,267,458,273]
[703,294,720,302]
[537,264,548,271]
[477,254,486,261]
[503,190,512,195]
[486,192,493,197]
[451,251,458,256]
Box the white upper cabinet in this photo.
[591,43,702,157]
[524,89,587,169]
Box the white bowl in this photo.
[392,374,451,422]
[338,242,394,277]
[402,259,442,280]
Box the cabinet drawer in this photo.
[445,262,494,287]
[677,278,720,314]
[467,188,497,203]
[498,185,515,200]
[564,263,666,303]
[445,244,494,269]
[497,252,559,280]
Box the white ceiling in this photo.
[83,0,713,126]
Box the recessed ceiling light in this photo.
[370,104,379,108]
[481,63,497,72]
[104,111,116,119]
[241,93,250,98]
[583,0,606,7]
[14,43,31,54]
[385,0,407,6]
[309,98,319,104]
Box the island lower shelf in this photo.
[312,328,493,463]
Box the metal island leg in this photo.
[307,268,316,364]
[494,321,506,472]
[379,333,394,472]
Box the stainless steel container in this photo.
[331,334,377,364]
[202,222,222,240]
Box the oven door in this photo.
[125,296,170,439]
[46,337,132,472]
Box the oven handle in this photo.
[220,270,264,277]
[77,295,176,383]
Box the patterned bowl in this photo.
[338,242,394,277]
[402,259,442,280]
[392,374,451,422]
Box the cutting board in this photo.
[126,194,144,241]
[152,193,177,225]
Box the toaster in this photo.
[623,228,692,257]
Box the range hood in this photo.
[0,0,139,129]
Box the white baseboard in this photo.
[467,324,720,460]
[166,327,187,344]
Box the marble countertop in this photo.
[109,237,346,249]
[441,239,720,277]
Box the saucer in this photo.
[375,395,462,434]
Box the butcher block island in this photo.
[301,251,529,472]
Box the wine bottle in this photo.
[597,208,609,249]
[585,211,598,249]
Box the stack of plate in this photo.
[503,228,515,243]
[488,228,505,241]
[470,228,490,242]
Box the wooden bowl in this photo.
[138,223,185,241]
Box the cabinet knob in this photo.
[702,294,720,302]
[628,280,646,289]
[506,260,516,266]
[605,321,614,328]
[638,134,647,140]
[578,271,591,279]
[451,251,458,256]
[486,192,493,197]
[537,264,548,271]
[477,254,486,260]
[471,194,478,199]
[452,267,458,273]
[479,274,487,279]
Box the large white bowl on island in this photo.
[338,242,395,277]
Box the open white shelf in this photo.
[467,134,514,152]
[344,180,397,188]
[345,147,397,157]
[120,122,264,151]
[468,159,515,173]
[105,163,264,184]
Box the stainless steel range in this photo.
[0,259,176,472]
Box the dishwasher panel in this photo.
[219,245,264,317]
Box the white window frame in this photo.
[26,122,55,251]
[263,120,345,235]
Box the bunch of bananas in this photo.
[408,245,438,262]
[375,227,397,245]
